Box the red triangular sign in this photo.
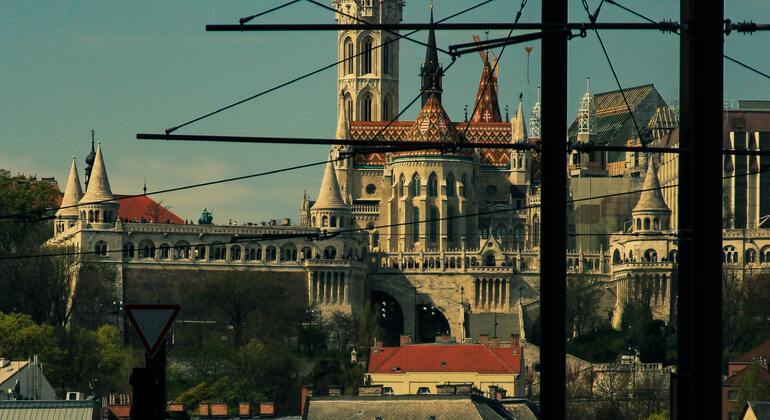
[124,304,180,356]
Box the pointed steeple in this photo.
[529,87,541,139]
[420,8,443,106]
[470,34,502,123]
[336,92,352,140]
[56,157,83,218]
[511,93,528,143]
[311,153,347,210]
[84,130,97,188]
[633,155,670,213]
[576,78,597,139]
[80,143,115,204]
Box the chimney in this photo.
[479,334,489,345]
[511,333,520,355]
[490,337,499,348]
[495,388,507,400]
[300,385,313,415]
[488,385,499,399]
[260,402,275,417]
[328,385,342,397]
[400,335,412,346]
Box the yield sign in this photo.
[124,304,180,356]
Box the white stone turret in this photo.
[632,155,671,232]
[78,143,119,226]
[54,157,84,237]
[510,94,530,186]
[311,152,351,232]
[529,86,541,139]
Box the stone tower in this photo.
[78,143,119,226]
[510,94,530,186]
[333,0,403,124]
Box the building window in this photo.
[411,173,421,196]
[344,37,354,75]
[324,246,337,259]
[95,241,108,257]
[461,174,468,197]
[413,207,420,243]
[428,173,438,197]
[728,390,738,401]
[429,206,439,242]
[159,243,170,259]
[514,224,525,249]
[446,173,455,197]
[366,183,377,195]
[230,246,241,260]
[447,207,455,242]
[417,387,431,395]
[266,246,277,261]
[479,223,490,239]
[139,240,155,259]
[361,36,373,74]
[322,215,329,227]
[399,174,406,196]
[174,242,190,259]
[344,93,353,123]
[361,92,373,121]
[211,243,226,260]
[123,243,135,259]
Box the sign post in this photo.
[124,304,180,420]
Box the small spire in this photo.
[143,180,147,195]
[311,151,347,210]
[80,143,115,204]
[529,86,541,138]
[632,154,670,214]
[511,93,528,143]
[505,104,510,121]
[56,157,83,218]
[577,77,597,137]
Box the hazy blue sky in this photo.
[2,0,769,222]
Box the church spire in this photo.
[80,143,115,204]
[511,93,528,143]
[529,86,541,139]
[420,8,443,106]
[633,155,669,214]
[84,129,97,188]
[56,157,83,218]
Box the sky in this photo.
[2,0,769,223]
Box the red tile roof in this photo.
[115,195,184,224]
[735,339,770,363]
[367,344,521,375]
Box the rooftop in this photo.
[368,342,521,375]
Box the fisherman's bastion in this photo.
[47,0,770,344]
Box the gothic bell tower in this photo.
[333,0,403,124]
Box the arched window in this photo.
[94,210,100,222]
[399,174,406,196]
[344,93,353,123]
[322,215,329,227]
[159,243,170,259]
[479,223,490,239]
[413,207,420,242]
[174,241,190,259]
[331,216,337,227]
[81,211,86,220]
[746,249,756,263]
[123,243,135,259]
[343,37,354,75]
[644,249,658,262]
[429,206,439,242]
[461,174,468,197]
[514,224,525,249]
[644,218,651,230]
[411,173,421,196]
[613,249,622,264]
[494,225,507,243]
[195,245,206,260]
[653,218,660,230]
[669,249,678,263]
[266,246,277,261]
[211,242,226,260]
[230,246,241,261]
[446,173,455,197]
[139,240,155,259]
[281,244,297,261]
[361,36,373,74]
[629,250,634,261]
[636,218,642,230]
[323,246,337,259]
[532,214,540,247]
[95,241,108,257]
[301,247,312,260]
[447,207,455,242]
[361,92,373,121]
[428,173,438,197]
[88,210,94,222]
[383,38,392,75]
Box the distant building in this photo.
[0,400,98,420]
[741,401,770,420]
[303,384,534,420]
[723,340,770,420]
[366,334,525,398]
[0,357,55,401]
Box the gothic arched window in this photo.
[411,173,421,196]
[383,94,392,121]
[479,223,490,239]
[532,214,540,246]
[399,174,406,196]
[429,206,439,242]
[362,36,374,74]
[361,92,373,121]
[95,241,108,257]
[344,93,353,123]
[428,173,438,197]
[513,224,525,249]
[413,207,420,242]
[446,207,455,242]
[344,37,354,75]
[461,174,468,197]
[446,173,455,197]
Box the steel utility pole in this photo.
[676,0,723,418]
[540,0,568,417]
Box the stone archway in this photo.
[370,290,404,347]
[416,304,451,343]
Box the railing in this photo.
[352,204,379,214]
[122,222,317,236]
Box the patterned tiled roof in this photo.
[406,96,461,143]
[470,49,502,123]
[568,84,664,146]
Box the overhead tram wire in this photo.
[580,0,646,145]
[164,0,498,134]
[605,0,770,82]
[238,0,301,25]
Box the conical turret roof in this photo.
[80,143,115,204]
[56,157,83,218]
[311,154,347,210]
[511,94,528,143]
[633,155,670,213]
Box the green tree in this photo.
[566,273,604,338]
[0,312,61,364]
[61,325,137,395]
[735,364,770,413]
